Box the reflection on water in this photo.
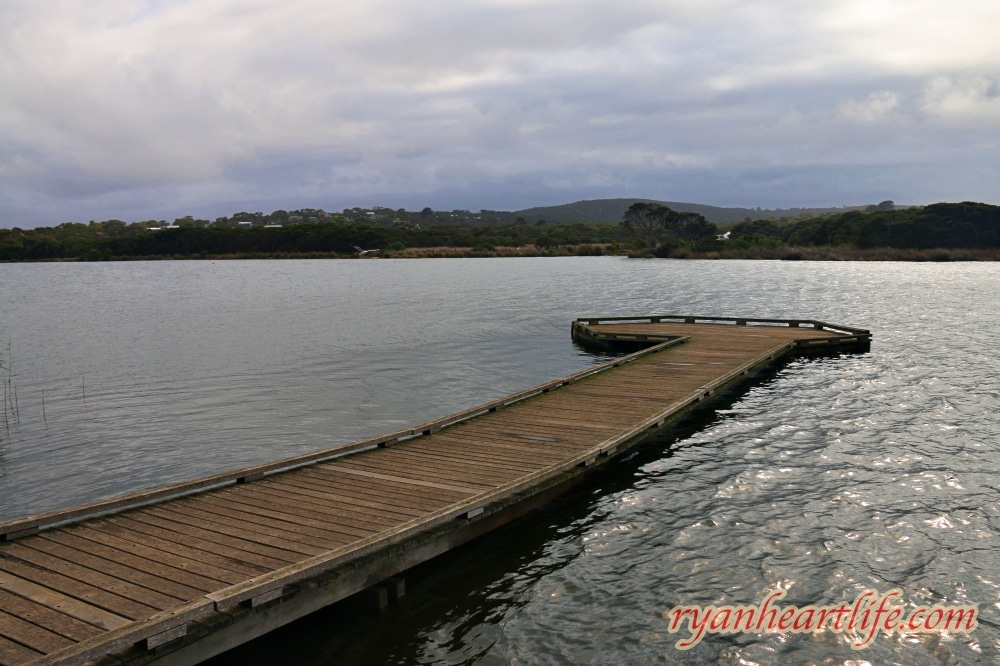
[2,258,999,664]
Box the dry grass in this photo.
[388,245,586,258]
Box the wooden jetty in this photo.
[0,316,870,666]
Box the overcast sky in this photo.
[2,0,999,228]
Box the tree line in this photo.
[0,218,629,261]
[724,202,1000,251]
[1,201,998,261]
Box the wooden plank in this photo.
[328,460,497,491]
[26,599,213,666]
[193,491,377,539]
[366,446,537,478]
[214,485,393,533]
[165,498,353,550]
[38,530,216,596]
[484,417,617,440]
[570,371,720,387]
[412,428,582,452]
[551,374,684,390]
[24,532,200,607]
[376,446,543,476]
[0,555,158,621]
[421,429,585,456]
[352,435,528,472]
[463,414,621,433]
[204,414,633,610]
[120,511,301,569]
[282,478,463,518]
[447,436,586,459]
[0,541,181,611]
[260,474,432,516]
[148,503,330,556]
[593,362,739,376]
[142,504,323,559]
[0,589,102,643]
[332,456,513,487]
[229,484,409,534]
[258,479,429,520]
[428,427,584,450]
[0,634,41,666]
[184,494,363,543]
[67,524,248,585]
[318,465,483,494]
[0,608,75,654]
[567,381,697,396]
[500,398,658,418]
[381,442,558,473]
[570,362,706,377]
[290,466,469,506]
[333,454,498,482]
[333,459,514,490]
[421,433,578,461]
[398,434,563,464]
[0,433,400,542]
[397,437,573,468]
[86,518,271,578]
[212,487,390,535]
[550,390,680,406]
[0,568,129,631]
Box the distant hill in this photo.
[514,198,863,225]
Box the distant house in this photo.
[264,224,282,228]
[237,221,253,229]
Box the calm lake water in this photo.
[1,257,998,664]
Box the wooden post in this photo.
[379,577,406,601]
[360,587,388,611]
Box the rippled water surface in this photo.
[2,258,998,664]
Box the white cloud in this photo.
[838,91,902,123]
[922,76,1000,122]
[816,0,1000,73]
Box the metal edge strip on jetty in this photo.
[0,316,870,666]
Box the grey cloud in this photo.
[2,0,1000,228]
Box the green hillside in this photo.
[514,198,860,224]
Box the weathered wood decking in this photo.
[0,316,869,666]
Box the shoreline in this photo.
[2,245,999,263]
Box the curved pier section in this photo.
[0,316,869,666]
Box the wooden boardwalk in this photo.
[0,316,869,666]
